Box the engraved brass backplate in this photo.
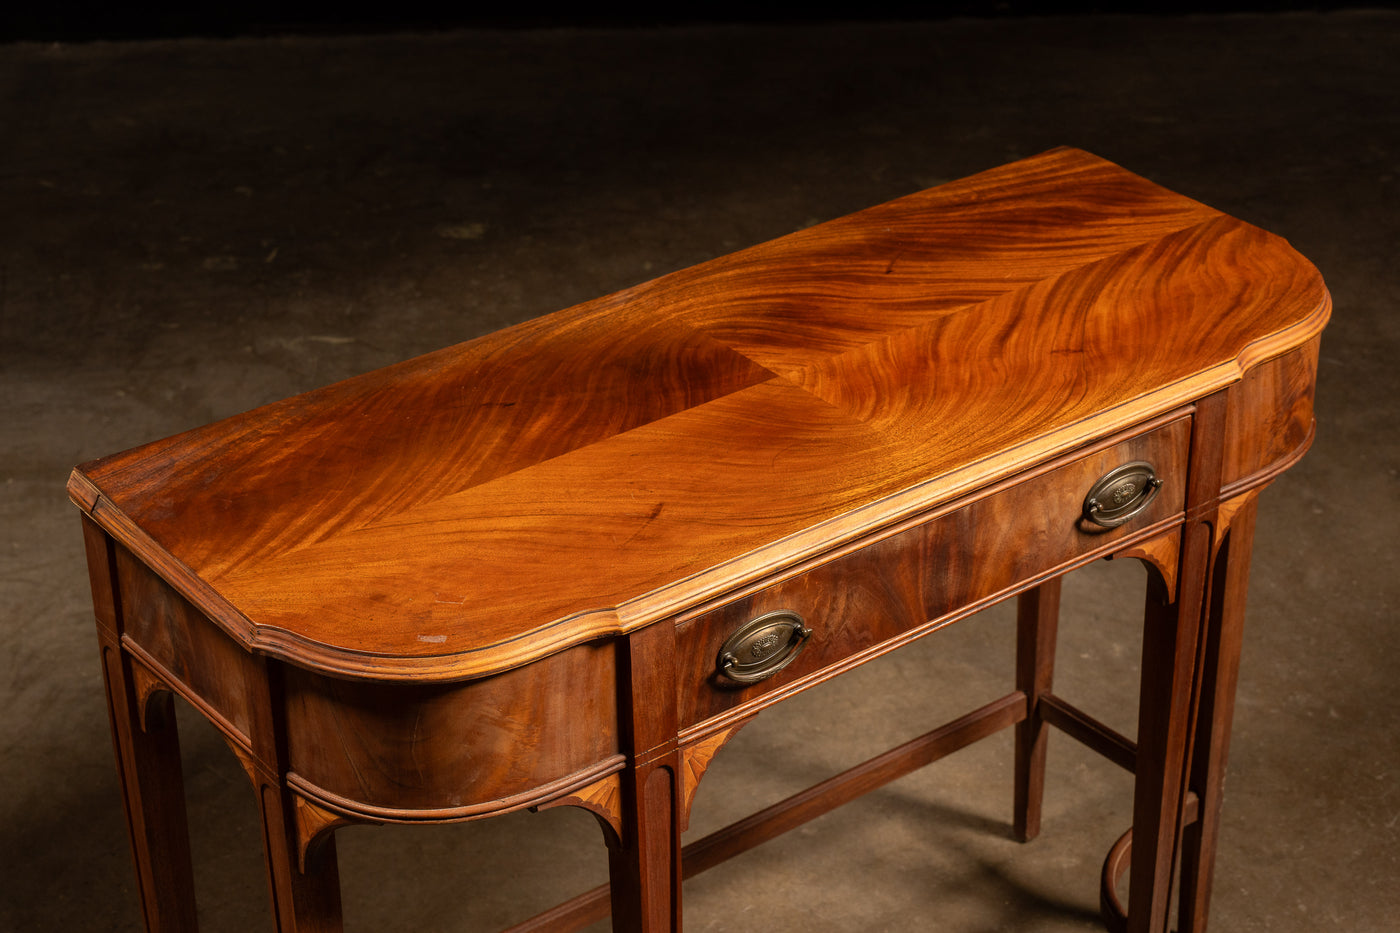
[1083,460,1163,529]
[716,610,811,686]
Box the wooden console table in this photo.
[71,148,1328,933]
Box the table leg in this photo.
[1123,520,1211,933]
[1014,577,1062,842]
[85,515,199,933]
[98,642,200,933]
[247,778,343,933]
[607,759,682,932]
[239,661,345,933]
[609,623,683,932]
[1177,496,1258,933]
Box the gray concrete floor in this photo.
[2,11,1397,932]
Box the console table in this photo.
[71,148,1329,933]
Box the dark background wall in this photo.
[3,1,1391,42]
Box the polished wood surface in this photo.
[69,147,1328,682]
[72,148,1329,933]
[674,416,1189,729]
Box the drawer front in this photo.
[675,417,1190,729]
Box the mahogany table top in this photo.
[67,147,1329,682]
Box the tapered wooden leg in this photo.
[1178,497,1258,933]
[253,781,344,933]
[99,642,200,932]
[1014,577,1062,842]
[609,622,683,932]
[607,759,682,932]
[1124,521,1211,933]
[236,656,344,933]
[85,514,200,933]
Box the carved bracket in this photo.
[128,659,172,733]
[1213,493,1258,552]
[292,793,355,873]
[679,718,753,832]
[533,772,625,848]
[217,733,261,787]
[1109,530,1181,603]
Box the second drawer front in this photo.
[675,417,1190,729]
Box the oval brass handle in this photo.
[1083,461,1163,528]
[716,610,812,685]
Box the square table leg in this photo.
[97,644,200,933]
[1014,577,1063,843]
[1123,391,1230,933]
[1177,496,1259,933]
[86,516,199,933]
[606,623,684,932]
[252,779,344,933]
[241,660,345,933]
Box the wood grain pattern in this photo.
[280,641,619,814]
[69,147,1330,681]
[1221,336,1320,492]
[532,771,625,846]
[1109,529,1182,597]
[115,546,259,743]
[674,417,1189,728]
[292,795,353,873]
[677,721,750,831]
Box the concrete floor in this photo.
[2,11,1398,932]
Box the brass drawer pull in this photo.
[1083,461,1163,528]
[716,610,812,685]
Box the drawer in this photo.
[675,416,1191,730]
